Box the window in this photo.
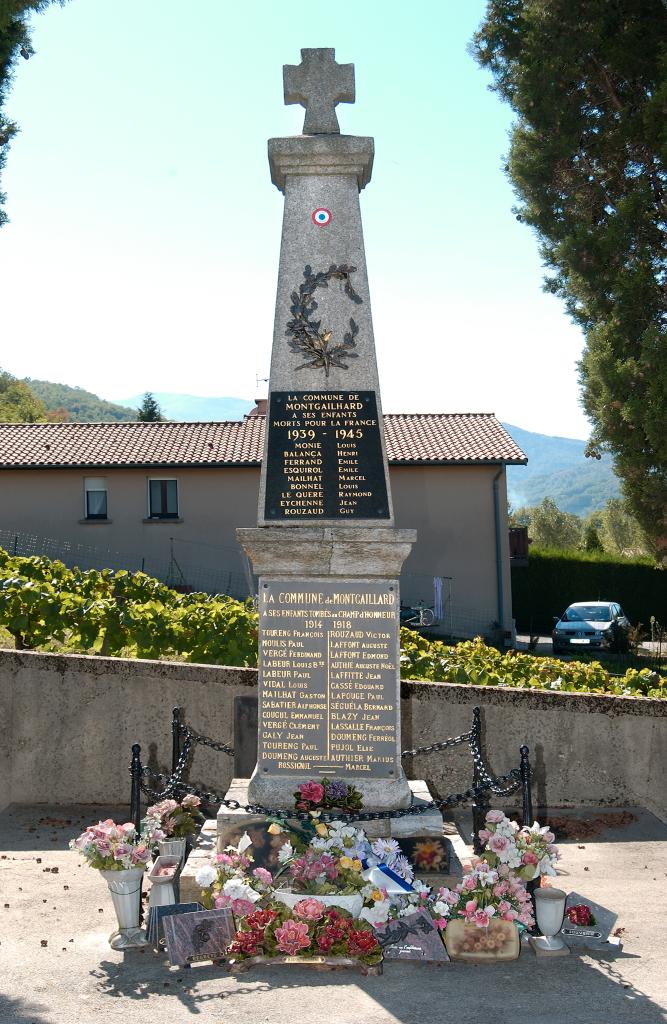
[148,478,179,519]
[84,477,108,519]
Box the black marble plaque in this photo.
[376,909,449,962]
[258,579,400,778]
[264,390,390,520]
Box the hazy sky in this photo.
[0,0,591,439]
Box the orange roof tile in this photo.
[0,415,526,469]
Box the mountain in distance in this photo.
[503,422,620,517]
[113,393,255,421]
[26,379,136,421]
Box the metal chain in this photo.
[468,735,523,796]
[401,730,473,758]
[139,735,193,801]
[180,725,234,757]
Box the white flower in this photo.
[371,837,401,861]
[195,865,217,888]
[412,879,431,895]
[398,905,414,917]
[277,841,294,864]
[360,900,391,926]
[310,837,330,851]
[222,878,261,903]
[432,901,449,916]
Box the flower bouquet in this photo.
[436,860,534,962]
[477,810,560,881]
[294,779,363,813]
[228,899,382,969]
[70,819,151,950]
[196,833,270,915]
[142,794,203,842]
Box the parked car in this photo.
[552,601,631,654]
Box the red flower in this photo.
[567,904,595,927]
[347,928,379,957]
[298,781,325,804]
[246,909,277,930]
[317,932,335,952]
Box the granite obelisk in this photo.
[238,49,415,811]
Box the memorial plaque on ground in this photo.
[257,579,399,778]
[264,390,390,520]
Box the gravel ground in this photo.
[1,803,666,1024]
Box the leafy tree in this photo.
[137,392,165,422]
[472,0,667,551]
[0,2,66,226]
[0,367,46,420]
[516,496,582,550]
[599,497,653,558]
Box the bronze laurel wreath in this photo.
[286,264,362,376]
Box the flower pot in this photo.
[99,867,149,950]
[273,891,364,919]
[148,856,179,910]
[158,838,188,866]
[444,919,520,962]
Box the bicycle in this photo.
[400,601,436,628]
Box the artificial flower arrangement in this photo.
[69,819,151,871]
[477,809,560,880]
[142,794,203,842]
[294,779,363,813]
[229,901,382,965]
[566,904,596,927]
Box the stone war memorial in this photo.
[234,46,425,820]
[69,48,583,975]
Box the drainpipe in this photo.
[492,467,505,633]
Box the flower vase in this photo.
[158,837,188,867]
[99,868,149,950]
[444,919,520,962]
[273,891,364,919]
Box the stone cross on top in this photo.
[283,48,355,135]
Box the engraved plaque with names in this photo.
[264,390,390,520]
[258,580,400,778]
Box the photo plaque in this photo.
[264,390,390,520]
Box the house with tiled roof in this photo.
[0,409,526,639]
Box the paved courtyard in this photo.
[1,803,666,1024]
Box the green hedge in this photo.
[511,548,666,634]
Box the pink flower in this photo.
[298,782,325,804]
[131,844,149,864]
[543,830,555,844]
[493,881,509,897]
[214,895,231,909]
[477,829,492,844]
[216,853,233,865]
[119,823,136,835]
[473,907,496,928]
[463,900,478,921]
[497,900,511,915]
[95,838,112,855]
[181,794,201,810]
[444,890,459,906]
[519,909,535,927]
[485,810,505,824]
[274,919,311,955]
[293,898,326,921]
[501,908,518,922]
[488,834,510,855]
[522,851,539,866]
[253,867,273,885]
[231,899,256,918]
[434,918,448,930]
[112,843,132,860]
[462,876,477,891]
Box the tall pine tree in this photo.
[472,0,667,552]
[137,392,165,422]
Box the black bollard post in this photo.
[129,743,142,834]
[470,707,490,853]
[519,744,533,826]
[172,706,182,775]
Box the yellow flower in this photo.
[339,856,354,870]
[352,859,362,872]
[267,823,283,835]
[315,823,329,837]
[371,889,384,902]
[309,810,321,819]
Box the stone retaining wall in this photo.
[1,649,664,819]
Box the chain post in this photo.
[519,744,533,826]
[129,743,143,833]
[470,706,490,852]
[171,707,182,775]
